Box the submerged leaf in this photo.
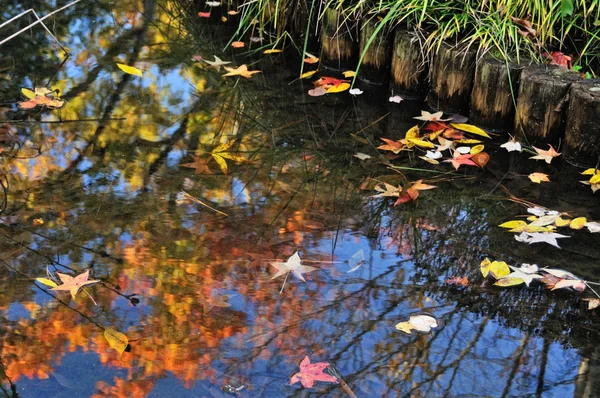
[104,329,128,354]
[116,63,143,77]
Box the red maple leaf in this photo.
[290,356,338,389]
[445,152,477,170]
[316,76,349,88]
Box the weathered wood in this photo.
[513,65,579,145]
[358,19,390,85]
[390,30,427,99]
[321,8,357,70]
[469,56,524,132]
[427,44,476,114]
[564,79,600,163]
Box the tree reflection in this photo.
[0,0,599,397]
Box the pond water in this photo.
[1,1,600,397]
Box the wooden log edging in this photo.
[320,8,357,71]
[287,12,600,160]
[358,18,391,85]
[390,30,427,99]
[564,79,600,164]
[427,44,476,114]
[469,57,524,131]
[513,65,580,146]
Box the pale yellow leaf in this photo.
[36,277,58,288]
[407,138,435,149]
[263,49,283,54]
[470,144,484,154]
[21,88,36,99]
[499,220,527,229]
[211,154,228,174]
[300,70,317,79]
[494,277,525,287]
[450,123,491,138]
[342,70,356,78]
[554,217,571,227]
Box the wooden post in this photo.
[390,30,427,99]
[564,79,600,163]
[358,18,390,85]
[469,57,524,132]
[320,8,357,70]
[513,65,579,145]
[427,44,476,114]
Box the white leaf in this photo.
[349,88,363,96]
[353,152,371,160]
[456,146,471,154]
[500,140,522,152]
[514,232,570,248]
[389,95,403,103]
[585,221,600,233]
[407,314,438,332]
[425,150,442,159]
[504,269,543,287]
[552,279,586,291]
[347,249,365,273]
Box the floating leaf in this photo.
[198,11,211,18]
[470,144,484,154]
[223,65,261,78]
[480,258,510,279]
[554,217,571,227]
[116,63,143,77]
[471,152,490,168]
[450,123,491,138]
[263,48,283,54]
[570,217,587,230]
[21,88,36,99]
[326,83,350,93]
[389,95,403,103]
[494,277,525,287]
[529,172,550,183]
[581,168,599,175]
[308,87,327,97]
[300,70,317,79]
[455,139,482,144]
[104,328,128,354]
[51,270,100,299]
[36,277,58,288]
[304,55,319,64]
[231,41,245,48]
[530,145,560,164]
[396,314,438,334]
[349,88,363,96]
[407,138,435,149]
[290,356,338,389]
[342,70,356,78]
